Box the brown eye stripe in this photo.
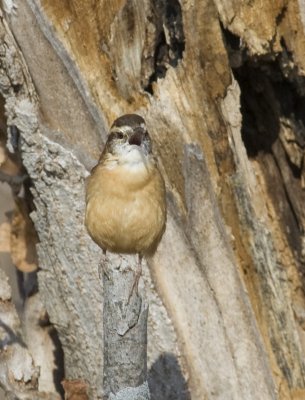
[107,133,116,142]
[108,131,124,141]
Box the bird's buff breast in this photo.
[85,163,166,255]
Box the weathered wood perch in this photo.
[102,253,150,399]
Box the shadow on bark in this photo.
[148,353,190,400]
[49,326,65,399]
[0,319,26,348]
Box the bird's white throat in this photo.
[107,145,151,172]
[120,146,150,171]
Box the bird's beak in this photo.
[128,131,143,146]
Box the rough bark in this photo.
[0,0,305,400]
[103,253,150,399]
[0,267,59,400]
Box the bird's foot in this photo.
[98,249,110,280]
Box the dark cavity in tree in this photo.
[222,25,305,167]
[144,0,185,94]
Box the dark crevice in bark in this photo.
[144,0,185,94]
[222,29,305,159]
[36,309,65,398]
[49,327,65,399]
[221,23,305,281]
[275,6,287,26]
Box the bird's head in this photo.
[102,114,153,167]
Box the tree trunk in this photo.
[1,0,305,399]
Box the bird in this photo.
[85,114,166,292]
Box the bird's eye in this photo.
[116,132,124,139]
